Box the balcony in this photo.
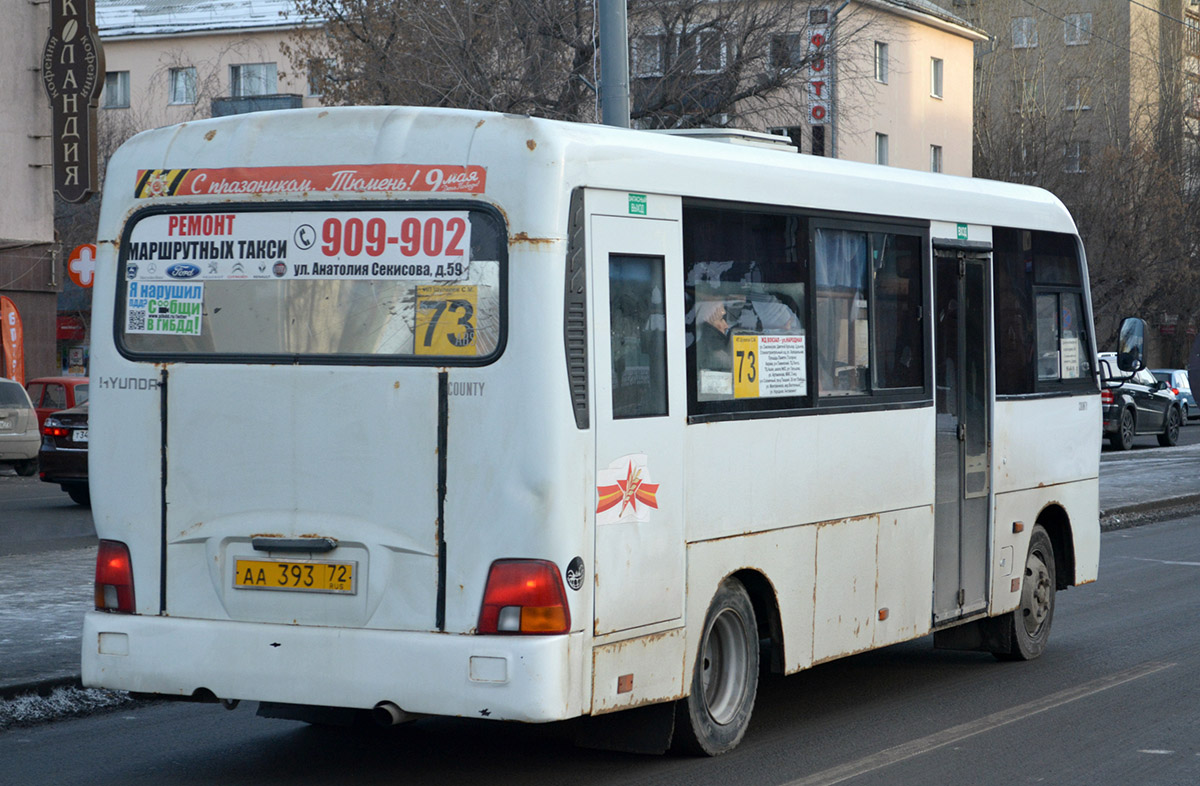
[210,94,304,117]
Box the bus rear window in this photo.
[117,206,506,364]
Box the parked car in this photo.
[0,377,40,476]
[26,376,89,429]
[1150,368,1196,421]
[38,401,89,505]
[1099,353,1183,450]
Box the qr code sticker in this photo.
[127,309,147,331]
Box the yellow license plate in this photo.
[234,559,357,594]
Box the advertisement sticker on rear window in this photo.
[126,281,203,336]
[135,164,486,198]
[125,211,472,282]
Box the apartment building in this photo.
[762,1,986,175]
[957,0,1200,358]
[0,1,59,381]
[95,0,322,137]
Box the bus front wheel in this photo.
[996,525,1056,661]
[675,578,759,756]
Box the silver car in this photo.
[0,377,40,476]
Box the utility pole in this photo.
[598,0,631,128]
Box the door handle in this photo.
[251,536,338,553]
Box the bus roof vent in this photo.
[655,128,798,152]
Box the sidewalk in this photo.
[0,546,94,697]
[2,446,1198,701]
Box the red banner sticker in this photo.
[135,164,486,199]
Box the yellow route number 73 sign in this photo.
[415,285,478,356]
[733,333,807,399]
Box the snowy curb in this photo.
[1100,493,1200,532]
[0,679,135,730]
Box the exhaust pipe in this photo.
[372,701,417,726]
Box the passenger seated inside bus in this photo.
[693,290,802,399]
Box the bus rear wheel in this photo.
[675,578,758,756]
[995,525,1055,661]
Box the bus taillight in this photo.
[95,540,136,613]
[477,559,570,634]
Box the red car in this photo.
[26,376,89,428]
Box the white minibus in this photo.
[84,107,1106,755]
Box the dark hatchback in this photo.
[39,401,89,506]
[1099,353,1182,450]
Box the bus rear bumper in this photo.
[82,611,583,722]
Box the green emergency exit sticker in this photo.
[956,223,969,240]
[629,193,647,215]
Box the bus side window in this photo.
[683,205,808,413]
[609,255,668,419]
[815,229,870,396]
[994,227,1093,394]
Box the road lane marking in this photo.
[1129,558,1200,567]
[784,661,1175,786]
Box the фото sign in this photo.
[807,8,830,125]
[41,0,105,203]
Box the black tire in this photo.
[66,485,90,507]
[675,578,759,756]
[1182,403,1190,423]
[1109,408,1135,450]
[995,525,1055,661]
[1157,406,1181,447]
[14,459,38,477]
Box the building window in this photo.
[692,30,727,74]
[812,125,826,157]
[103,71,130,109]
[230,62,278,97]
[1012,17,1038,48]
[633,30,726,76]
[1064,77,1090,111]
[634,34,667,77]
[930,145,943,173]
[1014,78,1041,113]
[168,67,197,105]
[307,59,334,97]
[931,57,944,98]
[875,133,889,165]
[1064,13,1092,45]
[1064,140,1090,173]
[770,33,804,70]
[874,42,889,82]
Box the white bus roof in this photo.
[102,106,1078,240]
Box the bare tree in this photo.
[968,0,1200,359]
[282,0,871,129]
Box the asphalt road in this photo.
[1,515,1197,785]
[0,469,96,555]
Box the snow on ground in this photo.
[0,685,134,730]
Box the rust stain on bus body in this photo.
[509,232,556,248]
[590,630,688,713]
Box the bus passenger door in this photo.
[590,210,686,637]
[933,249,992,625]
